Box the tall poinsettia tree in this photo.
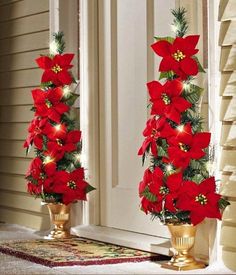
[24,32,95,205]
[138,8,229,225]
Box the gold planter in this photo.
[45,203,72,239]
[161,224,205,271]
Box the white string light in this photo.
[49,41,59,55]
[43,156,54,164]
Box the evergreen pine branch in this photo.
[171,7,188,37]
[52,32,65,54]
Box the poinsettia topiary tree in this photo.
[24,32,95,205]
[138,8,229,225]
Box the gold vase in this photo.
[45,203,72,239]
[161,224,205,271]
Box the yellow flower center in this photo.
[173,50,186,61]
[56,139,63,146]
[51,64,62,74]
[151,129,157,138]
[67,180,77,190]
[39,173,46,180]
[159,186,169,195]
[161,93,171,105]
[195,194,208,205]
[45,99,52,108]
[179,142,190,152]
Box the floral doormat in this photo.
[0,237,169,267]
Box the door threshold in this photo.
[71,225,171,256]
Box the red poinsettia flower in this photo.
[24,118,48,150]
[151,35,199,79]
[138,117,175,156]
[36,54,74,86]
[26,157,57,195]
[139,167,183,214]
[147,79,191,124]
[163,171,184,212]
[176,177,222,225]
[32,87,69,123]
[52,168,88,204]
[27,182,42,195]
[45,130,81,161]
[42,122,67,141]
[167,123,211,168]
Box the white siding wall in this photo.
[0,0,50,229]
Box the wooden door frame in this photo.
[49,0,100,226]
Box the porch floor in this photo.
[0,223,234,274]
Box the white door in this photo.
[99,0,175,237]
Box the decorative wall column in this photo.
[219,0,236,271]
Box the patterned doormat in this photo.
[0,237,169,267]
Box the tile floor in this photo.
[0,223,235,275]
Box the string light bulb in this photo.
[73,153,81,162]
[49,40,59,55]
[183,82,190,91]
[54,124,61,131]
[43,156,54,164]
[63,86,71,97]
[177,124,184,132]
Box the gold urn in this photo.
[161,224,205,271]
[45,203,72,239]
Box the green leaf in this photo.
[142,187,157,202]
[219,198,230,209]
[30,106,36,112]
[65,93,79,106]
[184,90,201,104]
[192,56,206,73]
[154,36,174,43]
[191,174,205,184]
[159,71,175,80]
[86,184,96,193]
[158,146,168,157]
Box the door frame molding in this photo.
[49,0,100,226]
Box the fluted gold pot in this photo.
[45,203,72,239]
[161,224,205,271]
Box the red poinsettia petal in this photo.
[64,143,77,152]
[184,35,200,54]
[200,177,216,194]
[153,166,164,181]
[151,40,172,57]
[165,106,181,124]
[66,130,81,143]
[147,81,164,100]
[32,89,45,104]
[189,148,205,159]
[138,137,152,156]
[55,54,74,66]
[57,71,73,85]
[41,70,55,83]
[35,56,53,69]
[165,79,183,97]
[192,132,211,149]
[34,135,43,150]
[180,57,198,76]
[71,168,85,181]
[190,211,205,225]
[172,97,192,112]
[166,171,183,192]
[48,87,63,103]
[159,56,179,72]
[48,109,61,123]
[54,102,70,114]
[44,162,56,176]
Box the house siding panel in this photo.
[0,0,50,230]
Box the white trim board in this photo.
[71,225,171,256]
